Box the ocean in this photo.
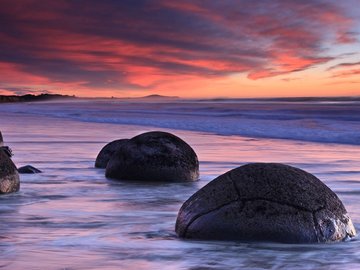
[1,99,360,269]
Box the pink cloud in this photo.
[332,68,360,78]
[0,0,358,96]
[328,61,360,79]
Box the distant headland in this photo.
[115,94,180,100]
[141,94,179,99]
[0,94,76,103]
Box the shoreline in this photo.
[0,102,360,146]
[0,94,76,103]
[2,110,359,155]
[1,93,360,104]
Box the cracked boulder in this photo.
[0,145,20,194]
[106,131,199,182]
[95,139,129,168]
[176,163,356,243]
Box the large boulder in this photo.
[176,163,356,243]
[106,131,199,182]
[95,139,129,168]
[0,148,20,194]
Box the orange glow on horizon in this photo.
[0,1,359,98]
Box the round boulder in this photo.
[106,131,199,182]
[0,149,20,194]
[95,139,129,168]
[176,163,356,243]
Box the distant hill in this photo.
[112,94,180,101]
[0,94,76,103]
[140,94,179,99]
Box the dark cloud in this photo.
[327,60,360,79]
[328,61,360,71]
[0,0,357,94]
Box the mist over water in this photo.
[1,100,360,269]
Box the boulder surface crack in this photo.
[183,199,240,237]
[312,212,322,242]
[183,197,315,237]
[240,197,314,213]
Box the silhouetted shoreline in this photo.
[0,94,76,103]
[1,93,360,104]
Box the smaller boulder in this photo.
[18,165,42,174]
[106,131,199,182]
[95,139,129,168]
[0,149,20,194]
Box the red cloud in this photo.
[332,68,360,78]
[0,0,357,96]
[336,32,358,44]
[328,62,360,79]
[0,62,49,85]
[248,53,332,80]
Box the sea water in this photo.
[0,99,360,269]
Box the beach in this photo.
[1,100,360,269]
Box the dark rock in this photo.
[0,148,20,194]
[95,139,129,168]
[18,165,42,174]
[0,146,13,158]
[0,132,13,157]
[176,163,356,243]
[106,131,199,182]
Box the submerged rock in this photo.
[0,148,20,194]
[95,139,129,168]
[106,131,199,182]
[18,165,42,174]
[176,163,356,243]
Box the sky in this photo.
[0,0,359,98]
